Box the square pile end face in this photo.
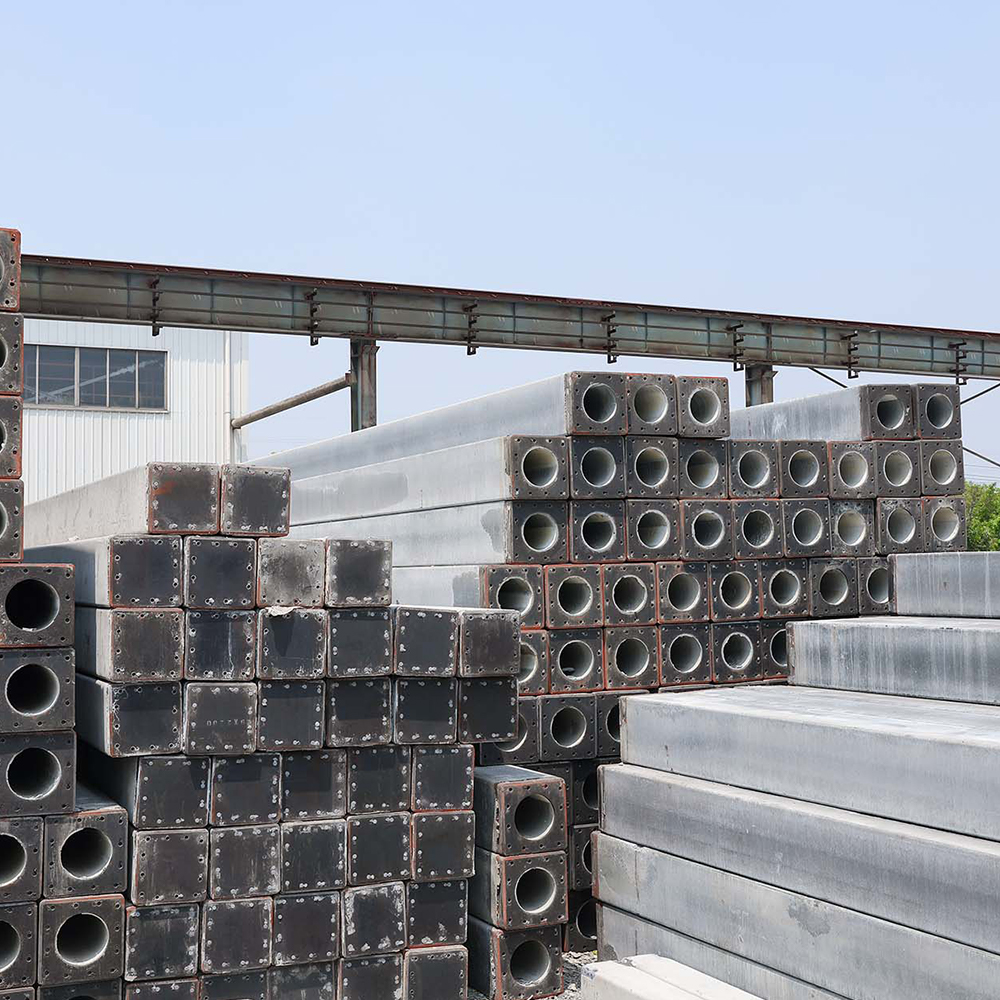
[146,463,220,534]
[0,229,20,312]
[0,479,22,562]
[625,373,678,435]
[393,607,459,677]
[256,538,325,608]
[182,538,256,610]
[220,465,291,537]
[0,648,75,732]
[508,436,570,500]
[0,396,21,479]
[0,315,22,398]
[458,608,520,678]
[483,565,544,630]
[0,818,42,902]
[915,383,961,439]
[257,608,327,679]
[676,375,730,438]
[0,564,75,648]
[0,731,75,816]
[325,540,392,608]
[108,535,183,608]
[185,611,255,681]
[37,892,126,985]
[568,372,627,435]
[44,797,128,897]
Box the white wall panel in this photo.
[23,321,248,502]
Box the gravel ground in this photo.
[470,950,596,1000]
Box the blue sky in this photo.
[6,2,1000,477]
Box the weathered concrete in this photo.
[625,956,765,1000]
[582,959,758,1000]
[594,832,1000,1000]
[600,763,1000,952]
[789,615,1000,704]
[891,551,1000,617]
[620,686,1000,839]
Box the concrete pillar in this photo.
[744,364,774,407]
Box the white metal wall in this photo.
[23,320,249,503]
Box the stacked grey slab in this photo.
[24,462,518,1000]
[0,268,141,1000]
[582,955,763,999]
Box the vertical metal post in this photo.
[350,339,378,430]
[745,363,775,406]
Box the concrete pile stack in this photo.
[23,461,519,1000]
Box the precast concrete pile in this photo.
[24,457,522,999]
[259,370,967,997]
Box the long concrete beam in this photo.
[594,832,1000,1000]
[620,686,1000,839]
[600,763,1000,953]
[891,551,1000,616]
[598,905,842,1000]
[789,616,1000,703]
[582,959,761,1000]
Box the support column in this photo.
[745,363,775,407]
[350,339,378,431]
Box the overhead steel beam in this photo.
[16,254,1000,379]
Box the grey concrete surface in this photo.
[892,551,1000,617]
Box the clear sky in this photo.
[6,2,1000,479]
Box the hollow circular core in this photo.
[838,451,869,489]
[611,575,648,614]
[60,827,114,881]
[518,643,539,684]
[521,447,559,488]
[632,383,669,424]
[770,628,788,667]
[581,447,617,488]
[497,713,529,754]
[925,392,955,430]
[887,508,917,544]
[768,569,801,607]
[7,747,61,801]
[819,568,850,606]
[866,567,890,604]
[929,448,958,486]
[581,772,599,810]
[720,632,754,671]
[582,383,618,424]
[741,509,775,549]
[685,449,720,489]
[688,387,722,426]
[556,577,594,617]
[581,841,593,873]
[669,634,704,674]
[4,579,60,632]
[635,509,670,550]
[510,939,552,987]
[737,450,771,489]
[55,913,110,967]
[550,706,587,748]
[691,511,725,549]
[931,506,961,542]
[791,508,823,546]
[557,640,595,680]
[835,510,868,547]
[719,572,752,610]
[514,795,556,842]
[0,503,8,540]
[496,577,534,616]
[0,835,26,888]
[514,867,558,915]
[615,637,650,678]
[580,512,616,553]
[788,449,821,488]
[883,450,914,487]
[576,897,598,939]
[605,703,621,742]
[667,573,701,612]
[875,392,906,431]
[634,446,669,488]
[521,512,559,554]
[5,663,60,717]
[0,340,6,370]
[0,921,19,974]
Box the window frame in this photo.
[24,345,169,412]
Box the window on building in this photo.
[23,346,167,410]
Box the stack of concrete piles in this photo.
[0,227,137,1000]
[23,461,520,1000]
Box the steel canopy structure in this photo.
[18,252,1000,426]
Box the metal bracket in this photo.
[150,278,161,337]
[307,289,320,346]
[950,340,969,385]
[463,301,479,356]
[843,330,861,379]
[727,323,745,372]
[602,312,618,364]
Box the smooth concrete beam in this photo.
[625,956,764,1000]
[582,960,756,1000]
[391,565,488,608]
[600,763,1000,953]
[789,615,1000,703]
[598,904,858,1000]
[594,832,1000,1000]
[620,686,1000,839]
[892,551,1000,617]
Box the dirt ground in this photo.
[469,950,596,1000]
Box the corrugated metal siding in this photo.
[23,320,248,502]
